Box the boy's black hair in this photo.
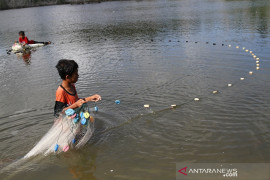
[19,31,25,35]
[56,59,78,80]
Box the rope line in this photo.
[91,43,262,136]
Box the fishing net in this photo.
[24,103,95,158]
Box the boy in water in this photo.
[16,31,51,45]
[54,59,101,117]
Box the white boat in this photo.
[12,43,45,52]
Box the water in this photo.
[0,0,270,179]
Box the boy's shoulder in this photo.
[56,85,65,94]
[56,84,76,95]
[55,85,66,102]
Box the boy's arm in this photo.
[55,99,86,116]
[62,99,86,111]
[85,94,101,102]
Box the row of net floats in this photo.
[143,44,261,109]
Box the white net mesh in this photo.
[24,104,95,158]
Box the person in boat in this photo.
[54,59,101,117]
[16,31,51,45]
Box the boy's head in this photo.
[56,59,79,83]
[19,31,25,38]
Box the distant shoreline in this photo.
[0,0,120,11]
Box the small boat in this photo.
[12,43,45,52]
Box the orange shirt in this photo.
[55,84,79,107]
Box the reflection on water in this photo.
[0,0,270,179]
[15,50,32,65]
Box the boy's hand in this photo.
[90,94,102,102]
[85,94,101,102]
[75,99,86,107]
[62,99,86,112]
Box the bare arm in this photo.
[85,94,101,102]
[62,99,86,111]
[62,94,101,112]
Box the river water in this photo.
[0,0,270,179]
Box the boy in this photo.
[16,31,51,45]
[54,59,101,117]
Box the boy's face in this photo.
[67,68,79,83]
[19,34,25,38]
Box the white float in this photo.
[171,104,176,108]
